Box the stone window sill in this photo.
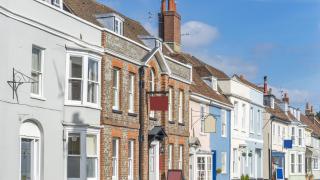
[112,109,123,114]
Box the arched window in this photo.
[20,121,41,180]
[149,69,155,118]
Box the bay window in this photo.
[128,74,135,113]
[196,156,212,180]
[66,128,99,180]
[31,46,44,97]
[66,52,100,107]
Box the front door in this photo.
[149,141,159,180]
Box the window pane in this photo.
[113,69,118,88]
[88,60,98,81]
[112,139,117,157]
[86,135,97,156]
[31,72,40,94]
[68,156,80,178]
[70,56,82,78]
[21,139,32,180]
[32,48,41,71]
[86,157,97,178]
[68,134,80,155]
[87,82,98,103]
[68,80,82,101]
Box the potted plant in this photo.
[216,168,222,174]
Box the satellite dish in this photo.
[204,115,217,133]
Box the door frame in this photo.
[149,140,160,180]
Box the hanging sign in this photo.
[283,140,293,149]
[204,115,217,133]
[150,96,168,111]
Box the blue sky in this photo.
[98,0,320,111]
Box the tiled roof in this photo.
[234,75,263,92]
[265,104,291,122]
[168,53,229,79]
[300,114,320,137]
[166,53,231,106]
[63,0,150,44]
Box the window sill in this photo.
[30,94,46,101]
[149,117,158,121]
[178,122,185,126]
[128,112,138,117]
[112,109,123,114]
[168,121,175,124]
[64,102,101,110]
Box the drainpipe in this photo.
[139,66,146,180]
[269,116,274,179]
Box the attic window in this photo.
[202,76,218,91]
[50,0,62,8]
[96,13,124,36]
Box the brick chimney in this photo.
[280,93,289,114]
[159,0,181,52]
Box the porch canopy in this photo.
[149,126,167,141]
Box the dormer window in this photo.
[202,76,218,91]
[96,13,124,35]
[51,0,61,7]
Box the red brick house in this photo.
[64,0,192,180]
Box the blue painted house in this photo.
[210,105,232,180]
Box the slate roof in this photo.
[265,104,291,123]
[63,0,150,44]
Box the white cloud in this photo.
[269,86,311,105]
[182,21,219,49]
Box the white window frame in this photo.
[221,152,227,174]
[31,45,45,99]
[232,148,238,177]
[249,107,254,133]
[114,18,123,35]
[20,122,41,180]
[65,52,101,109]
[257,110,262,135]
[241,104,246,131]
[178,90,184,124]
[128,140,134,180]
[196,155,212,180]
[168,87,173,122]
[112,68,120,110]
[221,109,227,137]
[298,128,303,146]
[313,158,319,170]
[149,69,155,118]
[234,101,238,130]
[178,145,183,170]
[298,153,303,174]
[64,127,100,180]
[112,138,119,180]
[291,127,296,146]
[290,153,295,174]
[278,125,281,145]
[52,0,62,8]
[128,74,135,113]
[168,144,173,170]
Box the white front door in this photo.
[149,141,159,180]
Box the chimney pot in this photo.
[264,76,268,95]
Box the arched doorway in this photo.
[20,121,41,180]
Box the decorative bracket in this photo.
[7,68,38,103]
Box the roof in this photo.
[63,0,150,44]
[168,53,229,79]
[265,104,291,123]
[234,75,263,92]
[301,114,320,137]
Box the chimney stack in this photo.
[283,93,289,104]
[264,76,268,95]
[159,0,181,52]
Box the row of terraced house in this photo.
[1,0,320,180]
